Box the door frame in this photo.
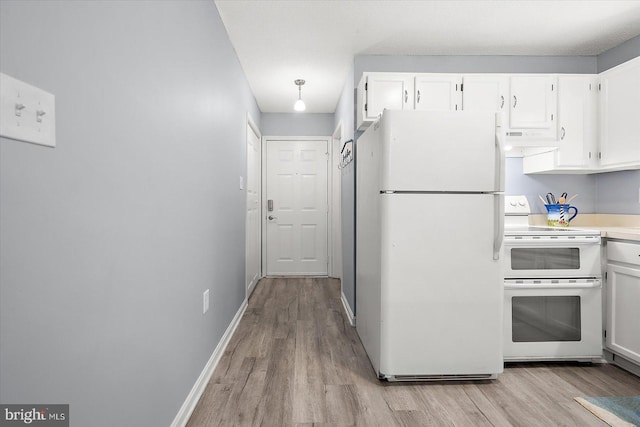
[261,135,332,276]
[331,123,343,280]
[245,114,262,298]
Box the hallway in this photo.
[187,277,640,426]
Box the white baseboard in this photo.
[170,299,248,427]
[341,292,355,327]
[246,274,259,299]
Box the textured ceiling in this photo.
[215,0,640,113]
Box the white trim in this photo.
[341,291,355,327]
[247,112,261,141]
[330,122,343,280]
[245,113,262,299]
[170,299,248,427]
[247,277,258,298]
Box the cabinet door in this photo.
[462,75,508,113]
[606,263,640,364]
[556,75,598,168]
[414,74,462,111]
[598,57,640,169]
[366,73,413,119]
[509,75,557,131]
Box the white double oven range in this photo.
[502,196,603,362]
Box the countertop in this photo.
[573,226,640,242]
[528,214,640,242]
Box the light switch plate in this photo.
[0,73,56,147]
[239,176,244,190]
[203,289,210,314]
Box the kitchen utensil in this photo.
[546,193,556,204]
[567,194,578,204]
[538,194,548,206]
[558,192,567,204]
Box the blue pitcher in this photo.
[546,204,578,227]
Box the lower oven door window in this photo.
[512,295,581,342]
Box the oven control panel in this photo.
[505,195,531,215]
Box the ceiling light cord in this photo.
[294,79,306,112]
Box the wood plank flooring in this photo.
[187,277,640,426]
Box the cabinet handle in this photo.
[417,90,421,104]
[404,90,408,104]
[513,96,517,108]
[500,95,504,109]
[561,127,566,140]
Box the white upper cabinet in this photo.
[357,59,639,173]
[357,73,413,130]
[523,75,598,174]
[462,75,508,113]
[414,74,462,111]
[556,76,598,168]
[598,56,640,170]
[507,75,557,139]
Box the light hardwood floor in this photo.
[187,277,640,426]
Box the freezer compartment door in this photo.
[378,193,504,376]
[380,110,502,192]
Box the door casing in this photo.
[245,115,261,298]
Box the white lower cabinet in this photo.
[605,240,640,365]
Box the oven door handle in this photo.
[504,279,602,290]
[504,236,601,246]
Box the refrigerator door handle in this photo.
[495,121,505,191]
[493,194,504,260]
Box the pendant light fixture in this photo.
[294,79,306,112]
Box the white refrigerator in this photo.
[355,110,505,381]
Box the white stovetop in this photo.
[504,195,601,237]
[504,196,640,241]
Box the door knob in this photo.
[268,215,277,220]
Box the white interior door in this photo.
[265,139,328,275]
[245,121,261,296]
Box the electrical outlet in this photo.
[203,289,209,314]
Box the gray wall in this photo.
[261,113,334,136]
[0,2,260,426]
[334,66,356,314]
[598,34,640,72]
[505,159,597,214]
[596,170,640,215]
[354,55,597,84]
